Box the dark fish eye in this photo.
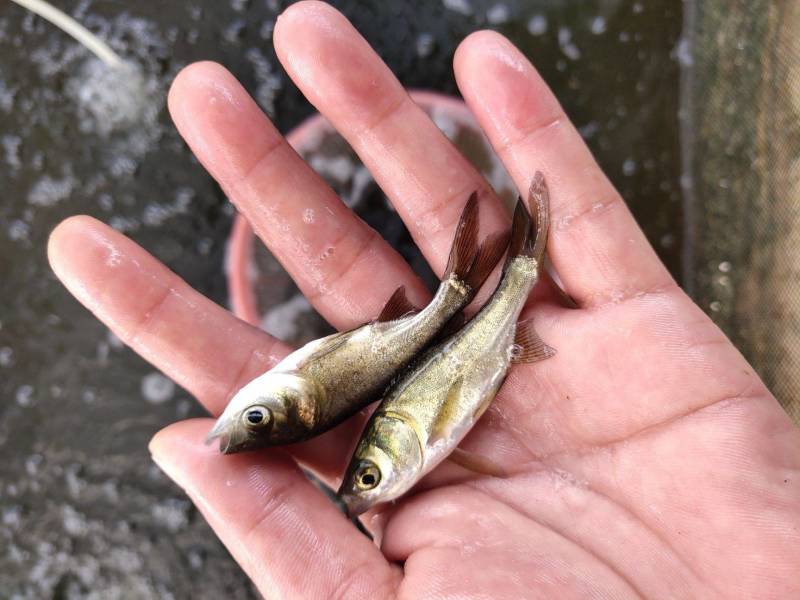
[355,461,381,490]
[242,405,272,429]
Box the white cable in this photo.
[10,0,122,68]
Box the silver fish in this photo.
[206,193,509,453]
[338,173,554,516]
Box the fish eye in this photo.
[242,405,272,430]
[355,461,381,490]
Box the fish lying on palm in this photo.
[338,173,554,516]
[206,193,510,453]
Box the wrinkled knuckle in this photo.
[229,137,285,192]
[355,94,407,138]
[498,114,564,156]
[127,285,175,346]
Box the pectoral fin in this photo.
[302,331,351,364]
[473,386,500,422]
[447,447,509,478]
[512,319,556,363]
[429,377,465,445]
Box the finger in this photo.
[48,216,356,480]
[273,1,509,273]
[454,32,675,308]
[150,420,400,600]
[48,216,286,413]
[168,61,429,329]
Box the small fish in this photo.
[206,193,509,453]
[338,173,554,516]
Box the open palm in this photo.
[48,3,799,598]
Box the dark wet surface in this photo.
[0,1,681,597]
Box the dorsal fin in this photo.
[528,172,550,264]
[505,172,550,268]
[463,229,510,291]
[511,319,556,363]
[507,198,532,263]
[375,285,418,323]
[443,192,479,281]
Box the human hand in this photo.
[48,2,799,598]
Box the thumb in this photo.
[149,419,399,599]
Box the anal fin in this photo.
[512,319,556,363]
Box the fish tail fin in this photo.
[463,229,511,293]
[506,172,550,267]
[443,191,479,282]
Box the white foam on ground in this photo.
[0,76,16,112]
[27,171,77,206]
[527,14,548,36]
[590,15,607,35]
[486,3,510,25]
[309,154,355,184]
[150,498,190,533]
[142,187,194,227]
[66,58,151,137]
[416,32,435,58]
[245,47,283,117]
[262,294,313,341]
[442,0,473,17]
[15,384,34,407]
[558,27,581,61]
[2,134,22,170]
[0,346,14,367]
[622,158,637,176]
[140,372,175,404]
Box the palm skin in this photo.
[47,3,799,599]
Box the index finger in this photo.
[168,62,430,330]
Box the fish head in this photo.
[337,413,422,516]
[206,372,318,453]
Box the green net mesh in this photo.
[683,1,800,421]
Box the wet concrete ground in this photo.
[0,1,681,597]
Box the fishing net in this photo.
[682,1,800,421]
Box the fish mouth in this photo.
[204,420,237,454]
[338,492,373,518]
